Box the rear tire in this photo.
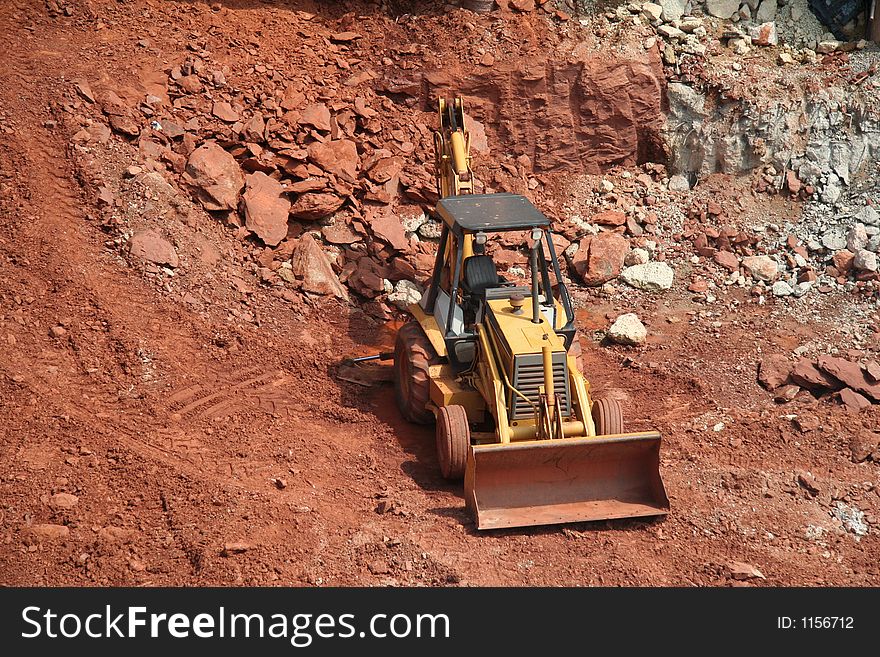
[592,397,623,436]
[394,321,440,424]
[436,405,469,480]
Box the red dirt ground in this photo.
[1,0,878,586]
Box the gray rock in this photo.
[846,223,868,252]
[659,0,686,21]
[607,313,647,346]
[387,280,423,311]
[792,281,813,297]
[755,0,777,21]
[867,235,880,253]
[856,205,879,226]
[619,262,675,291]
[401,212,427,233]
[821,227,847,251]
[706,0,740,17]
[853,249,878,272]
[832,501,868,536]
[822,182,841,204]
[667,174,691,192]
[771,281,793,296]
[417,218,443,239]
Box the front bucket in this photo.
[465,432,669,530]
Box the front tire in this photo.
[436,405,469,480]
[393,322,440,424]
[592,397,624,436]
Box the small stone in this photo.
[221,542,253,556]
[211,101,240,122]
[128,230,179,268]
[793,414,819,432]
[839,388,872,413]
[853,249,878,272]
[757,355,791,390]
[846,224,868,252]
[816,40,840,54]
[667,174,690,192]
[855,205,879,226]
[624,248,650,266]
[387,280,423,311]
[726,561,765,580]
[48,493,79,509]
[607,313,647,346]
[849,431,878,462]
[751,21,777,46]
[49,325,67,338]
[714,251,740,272]
[742,255,779,282]
[706,0,740,18]
[771,281,793,297]
[26,524,70,541]
[640,3,663,21]
[773,384,800,403]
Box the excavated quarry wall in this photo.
[422,51,668,174]
[663,81,880,189]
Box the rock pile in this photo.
[758,354,880,411]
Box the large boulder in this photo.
[242,172,290,247]
[290,234,347,299]
[184,142,244,211]
[571,232,629,286]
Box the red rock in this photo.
[242,172,290,247]
[26,524,70,541]
[742,255,778,282]
[289,192,345,220]
[865,361,880,382]
[757,355,791,390]
[367,156,403,184]
[177,74,203,94]
[330,31,362,42]
[752,21,778,46]
[129,229,179,267]
[241,114,266,142]
[321,223,361,245]
[370,212,409,252]
[714,250,739,272]
[288,178,326,194]
[347,258,386,298]
[706,200,723,216]
[773,384,801,403]
[832,249,855,273]
[688,279,708,293]
[212,101,240,122]
[308,139,359,183]
[184,142,245,211]
[571,232,629,286]
[798,269,817,283]
[785,171,801,195]
[839,388,872,412]
[281,86,305,111]
[299,103,332,132]
[592,210,626,226]
[790,358,841,390]
[290,234,347,299]
[849,431,878,462]
[816,355,880,401]
[793,414,820,432]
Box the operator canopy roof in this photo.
[436,193,550,233]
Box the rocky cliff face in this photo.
[423,51,668,174]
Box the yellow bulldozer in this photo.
[392,98,669,530]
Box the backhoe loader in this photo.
[392,98,669,529]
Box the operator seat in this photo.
[463,255,501,296]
